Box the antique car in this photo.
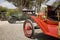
[7,13,22,24]
[23,0,60,39]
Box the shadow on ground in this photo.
[34,33,60,40]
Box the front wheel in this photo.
[23,19,35,38]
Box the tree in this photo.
[7,0,33,9]
[6,8,19,17]
[0,6,7,20]
[0,6,7,12]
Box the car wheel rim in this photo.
[24,21,33,37]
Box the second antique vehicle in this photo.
[23,0,60,39]
[7,13,22,24]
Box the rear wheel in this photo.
[23,19,35,38]
[8,16,16,24]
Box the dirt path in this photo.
[0,21,59,40]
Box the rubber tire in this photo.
[8,17,16,24]
[23,19,35,39]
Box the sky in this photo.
[46,0,57,5]
[0,0,17,9]
[0,0,5,3]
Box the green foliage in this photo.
[6,8,20,16]
[0,6,7,12]
[0,6,21,21]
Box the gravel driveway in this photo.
[0,21,59,40]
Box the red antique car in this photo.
[23,0,60,39]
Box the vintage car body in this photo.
[23,0,60,39]
[30,5,60,38]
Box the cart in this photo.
[23,0,60,39]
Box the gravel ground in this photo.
[0,21,60,40]
[0,21,32,40]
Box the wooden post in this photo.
[43,6,48,20]
[58,22,60,36]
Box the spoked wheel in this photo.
[23,19,34,38]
